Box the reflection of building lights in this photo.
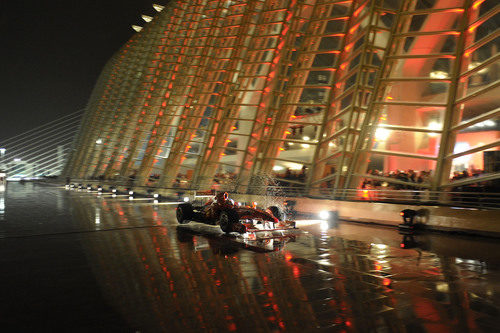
[273,165,284,171]
[468,62,477,70]
[472,0,485,9]
[328,142,335,147]
[470,120,495,128]
[95,208,101,225]
[427,121,441,137]
[371,243,387,250]
[183,197,190,202]
[301,144,310,148]
[375,128,390,141]
[436,282,449,293]
[288,163,303,170]
[468,62,488,74]
[288,142,294,146]
[453,142,471,165]
[303,136,310,141]
[96,139,103,144]
[320,220,329,231]
[430,71,448,79]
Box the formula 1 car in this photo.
[176,192,296,234]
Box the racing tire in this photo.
[218,209,239,233]
[176,203,194,224]
[268,206,285,221]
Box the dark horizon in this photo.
[0,1,162,141]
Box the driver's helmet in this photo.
[215,192,229,203]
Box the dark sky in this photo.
[0,1,163,140]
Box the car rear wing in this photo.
[194,189,216,198]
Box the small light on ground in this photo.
[319,211,330,220]
[320,221,329,231]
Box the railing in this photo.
[242,186,500,210]
[61,178,500,210]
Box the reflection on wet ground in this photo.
[0,183,498,332]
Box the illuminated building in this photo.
[64,0,499,194]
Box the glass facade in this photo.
[65,0,499,195]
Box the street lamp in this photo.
[0,148,5,169]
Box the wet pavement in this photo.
[0,182,498,332]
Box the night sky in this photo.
[0,1,163,140]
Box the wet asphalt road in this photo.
[0,182,498,332]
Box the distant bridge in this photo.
[0,110,83,180]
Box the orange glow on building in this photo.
[64,0,499,194]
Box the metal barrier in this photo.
[63,179,500,210]
[242,186,500,210]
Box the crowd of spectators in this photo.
[275,166,308,183]
[451,168,484,181]
[214,172,237,181]
[361,169,432,190]
[361,167,497,195]
[449,168,499,193]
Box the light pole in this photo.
[0,148,6,170]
